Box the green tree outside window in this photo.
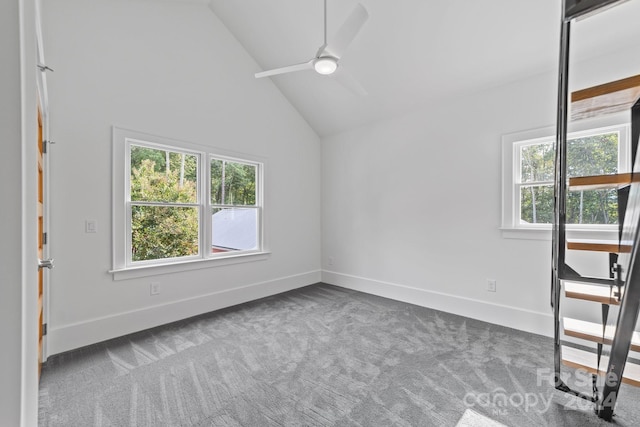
[520,132,619,225]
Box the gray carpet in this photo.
[38,283,640,426]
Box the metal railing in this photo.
[552,0,640,420]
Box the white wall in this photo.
[43,0,321,355]
[322,45,640,337]
[0,4,24,423]
[39,0,640,356]
[0,0,39,425]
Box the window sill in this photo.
[500,227,619,242]
[110,251,271,281]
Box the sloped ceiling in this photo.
[208,0,640,136]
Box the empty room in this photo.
[5,0,640,425]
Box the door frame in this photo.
[36,0,50,363]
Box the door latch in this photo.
[38,259,54,270]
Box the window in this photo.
[502,119,630,239]
[112,128,266,278]
[129,144,201,263]
[210,157,259,253]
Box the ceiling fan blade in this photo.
[333,68,367,96]
[323,3,368,59]
[255,60,313,78]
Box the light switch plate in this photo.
[85,220,97,233]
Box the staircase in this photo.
[553,119,640,418]
[553,1,640,420]
[554,143,640,417]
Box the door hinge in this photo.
[43,140,55,153]
[43,232,47,245]
[43,323,47,336]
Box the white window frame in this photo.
[501,112,630,240]
[209,154,261,253]
[111,127,268,280]
[125,139,204,267]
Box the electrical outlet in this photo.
[328,256,334,266]
[487,279,497,292]
[150,282,160,296]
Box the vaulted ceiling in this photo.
[207,0,640,136]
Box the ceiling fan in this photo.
[254,0,369,95]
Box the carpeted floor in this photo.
[38,283,640,426]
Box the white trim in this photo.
[110,250,271,281]
[501,112,631,240]
[112,127,266,277]
[35,0,51,363]
[322,271,553,337]
[48,270,321,355]
[501,226,619,241]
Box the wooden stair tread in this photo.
[571,74,640,121]
[569,173,633,191]
[562,345,640,387]
[567,239,632,253]
[563,317,640,352]
[564,281,620,305]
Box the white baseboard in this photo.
[322,270,553,338]
[48,270,321,356]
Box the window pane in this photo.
[521,143,554,183]
[131,145,198,203]
[520,186,619,225]
[210,158,257,205]
[211,208,257,252]
[567,189,618,225]
[520,185,554,224]
[131,205,199,261]
[211,158,223,204]
[224,162,256,205]
[567,132,618,178]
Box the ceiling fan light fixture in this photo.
[314,57,338,75]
